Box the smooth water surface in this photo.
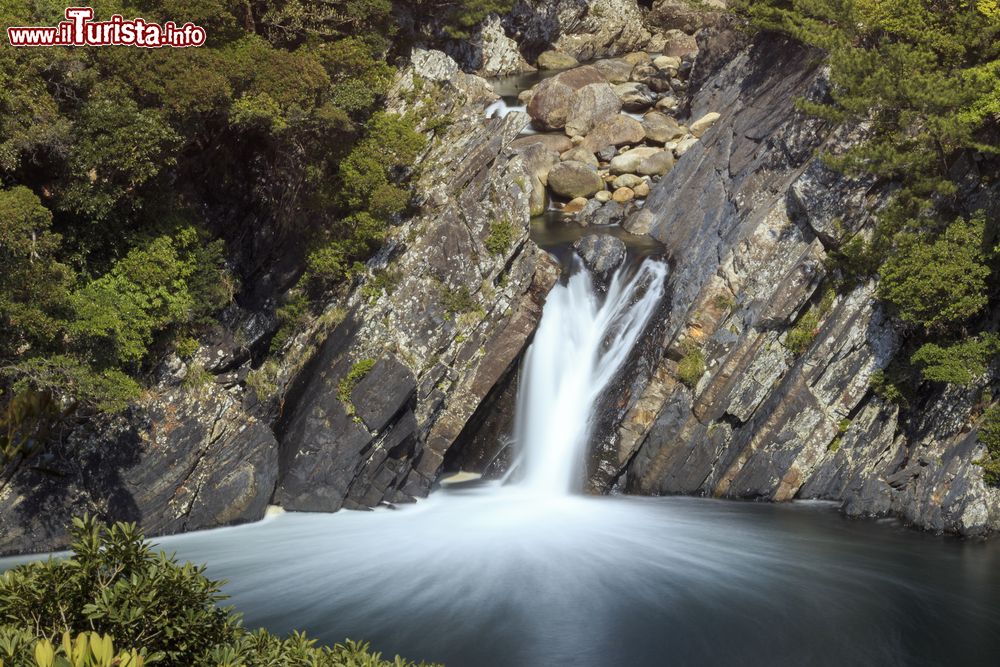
[155,492,1000,667]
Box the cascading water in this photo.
[514,259,667,495]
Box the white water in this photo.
[515,259,667,494]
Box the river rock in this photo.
[613,173,644,190]
[623,208,656,235]
[511,133,574,155]
[564,197,589,213]
[527,65,607,130]
[582,115,646,152]
[634,180,651,197]
[538,50,580,70]
[662,29,699,58]
[561,147,600,167]
[565,82,624,137]
[656,95,681,112]
[612,187,635,203]
[654,55,682,72]
[548,160,606,199]
[641,112,686,144]
[622,51,652,66]
[573,234,627,275]
[610,147,663,174]
[614,82,657,112]
[690,111,722,138]
[631,62,673,93]
[592,58,635,84]
[594,190,613,203]
[591,200,626,226]
[637,150,675,176]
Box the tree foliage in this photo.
[735,0,1000,391]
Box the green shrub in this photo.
[785,288,835,356]
[910,334,1000,385]
[337,358,377,405]
[484,220,516,256]
[441,286,477,318]
[878,215,991,332]
[0,517,440,667]
[677,342,706,389]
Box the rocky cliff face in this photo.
[611,25,1000,536]
[0,48,557,555]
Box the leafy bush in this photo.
[677,342,706,389]
[878,215,991,332]
[910,334,1000,385]
[484,220,516,256]
[0,517,440,667]
[784,288,835,356]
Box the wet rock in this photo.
[548,160,606,199]
[573,234,627,275]
[610,147,663,174]
[614,82,658,112]
[591,201,626,226]
[527,65,607,130]
[641,112,686,144]
[538,50,580,70]
[582,115,646,152]
[624,208,656,235]
[565,82,624,137]
[564,197,590,214]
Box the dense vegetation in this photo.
[0,0,511,461]
[0,517,439,666]
[734,0,1000,473]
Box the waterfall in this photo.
[513,258,668,496]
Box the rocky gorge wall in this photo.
[611,24,1000,536]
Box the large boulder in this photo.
[641,112,686,144]
[565,82,623,137]
[527,65,607,130]
[592,58,636,84]
[582,115,646,152]
[573,234,627,276]
[538,50,579,70]
[610,147,664,174]
[548,160,606,199]
[614,82,657,112]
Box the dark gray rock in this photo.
[573,235,627,276]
